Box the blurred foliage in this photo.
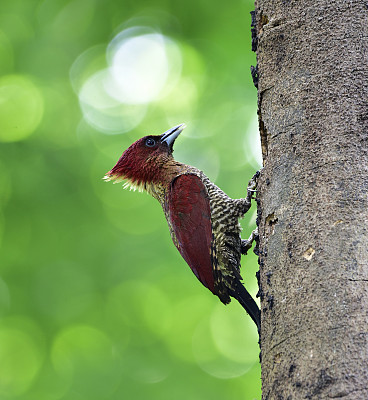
[0,0,262,399]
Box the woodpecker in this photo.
[105,124,260,330]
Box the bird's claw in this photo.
[241,228,259,255]
[246,170,260,200]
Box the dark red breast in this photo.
[167,174,215,292]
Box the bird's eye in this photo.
[145,138,156,148]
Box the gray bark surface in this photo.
[253,1,368,399]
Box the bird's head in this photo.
[104,123,185,190]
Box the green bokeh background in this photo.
[0,0,262,399]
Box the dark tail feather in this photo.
[231,280,260,333]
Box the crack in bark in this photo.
[329,387,368,398]
[270,120,303,139]
[268,329,305,352]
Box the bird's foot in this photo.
[241,227,259,255]
[240,170,260,215]
[246,170,260,200]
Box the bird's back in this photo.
[157,165,248,304]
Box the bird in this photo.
[104,124,260,330]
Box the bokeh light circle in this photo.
[107,27,182,105]
[165,294,215,362]
[51,324,119,397]
[69,44,107,94]
[0,74,44,142]
[192,304,258,379]
[79,69,147,134]
[75,27,182,134]
[0,328,43,397]
[210,303,259,364]
[106,280,172,340]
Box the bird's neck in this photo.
[146,160,196,202]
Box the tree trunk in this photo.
[253,1,368,399]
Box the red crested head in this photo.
[104,124,185,190]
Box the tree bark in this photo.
[253,1,368,399]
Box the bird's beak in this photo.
[160,123,186,150]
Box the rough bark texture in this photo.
[253,1,368,399]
